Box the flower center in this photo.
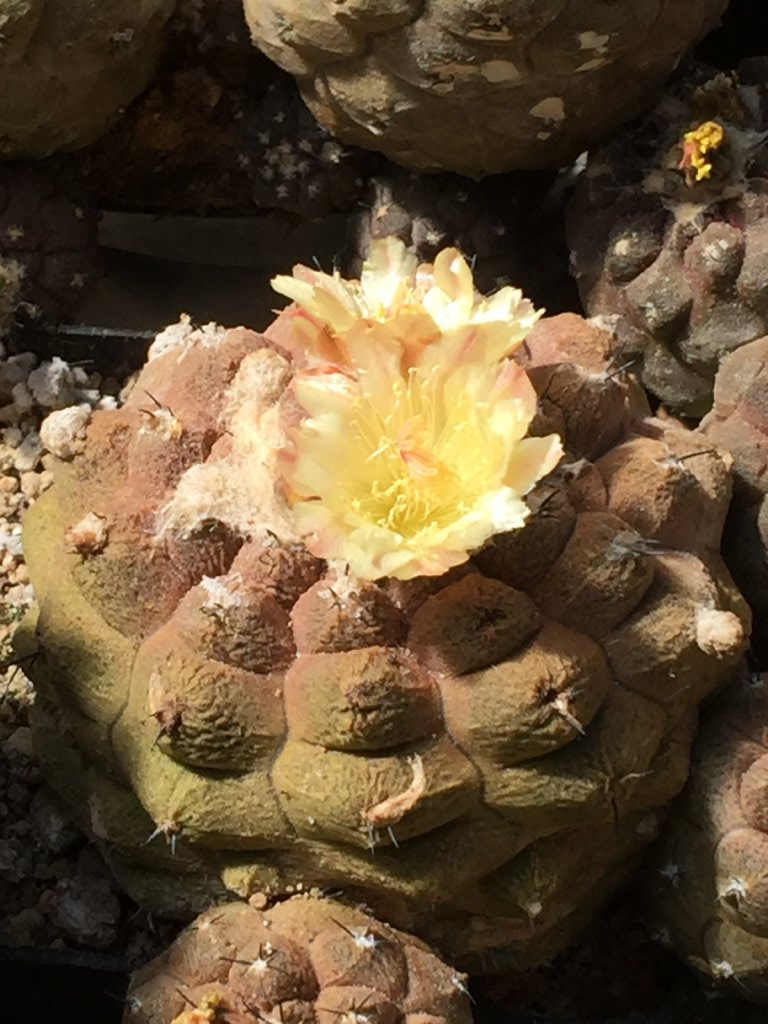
[367,474,464,535]
[343,371,492,538]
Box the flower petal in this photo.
[271,268,361,334]
[360,236,419,315]
[504,435,563,495]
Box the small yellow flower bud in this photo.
[677,120,725,184]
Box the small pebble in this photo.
[28,358,79,410]
[0,907,44,945]
[10,381,33,412]
[2,426,21,448]
[0,339,176,961]
[30,788,81,855]
[55,876,121,948]
[6,782,30,805]
[19,471,42,499]
[39,405,91,459]
[13,430,42,472]
[3,725,34,759]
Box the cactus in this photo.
[699,335,768,659]
[649,671,768,1004]
[123,895,473,1024]
[346,165,576,312]
[243,0,727,175]
[0,0,175,158]
[568,59,768,417]
[0,255,21,338]
[78,0,375,218]
[21,245,749,971]
[0,162,98,326]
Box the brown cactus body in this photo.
[21,311,748,969]
[244,0,726,175]
[568,60,768,417]
[0,162,98,326]
[0,0,175,158]
[0,256,22,339]
[649,673,768,1004]
[346,167,577,313]
[699,335,768,659]
[78,0,375,218]
[123,896,472,1024]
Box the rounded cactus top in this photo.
[568,61,768,416]
[244,0,727,174]
[23,247,749,970]
[124,895,473,1024]
[0,0,175,157]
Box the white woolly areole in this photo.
[695,608,745,657]
[66,512,109,552]
[156,348,297,541]
[39,405,92,460]
[322,562,363,603]
[221,347,293,427]
[138,405,182,441]
[147,314,229,362]
[200,575,244,610]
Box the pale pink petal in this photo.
[292,264,362,320]
[385,311,440,370]
[432,248,474,305]
[275,308,341,367]
[342,321,404,404]
[360,236,419,314]
[309,285,359,333]
[421,248,474,326]
[270,274,317,309]
[292,500,347,557]
[474,287,543,332]
[417,322,523,375]
[292,371,357,419]
[271,267,361,334]
[491,360,536,402]
[504,435,563,495]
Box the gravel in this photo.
[0,339,175,965]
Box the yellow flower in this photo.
[271,235,542,374]
[272,238,563,580]
[677,120,725,184]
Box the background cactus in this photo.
[649,671,768,1004]
[0,0,175,158]
[346,166,577,314]
[0,161,98,328]
[78,0,375,219]
[243,0,727,175]
[0,254,21,339]
[123,894,473,1024]
[699,335,768,661]
[568,59,768,417]
[18,300,750,972]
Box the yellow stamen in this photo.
[677,120,725,184]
